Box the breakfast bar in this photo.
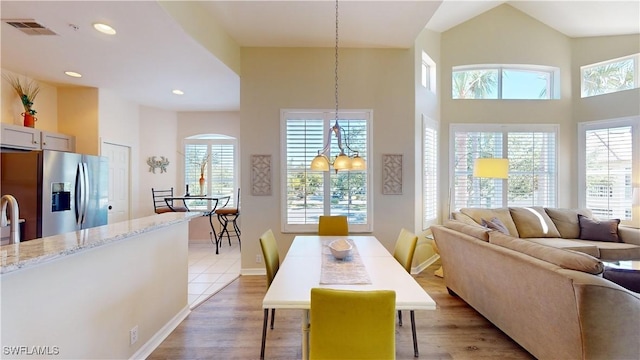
[1,212,198,359]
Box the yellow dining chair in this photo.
[309,288,396,360]
[259,229,280,360]
[318,215,348,236]
[392,228,419,357]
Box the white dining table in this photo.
[262,235,436,359]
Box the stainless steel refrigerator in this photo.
[1,150,108,241]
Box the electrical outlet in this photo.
[130,325,138,345]
[256,254,262,263]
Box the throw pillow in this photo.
[481,217,510,235]
[509,207,561,238]
[603,267,640,293]
[460,208,520,237]
[489,231,604,275]
[578,214,620,242]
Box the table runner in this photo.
[320,239,372,285]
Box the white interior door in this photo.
[102,142,130,224]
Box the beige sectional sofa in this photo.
[431,207,640,360]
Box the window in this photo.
[421,51,436,93]
[281,110,371,233]
[581,53,640,97]
[579,118,639,224]
[452,65,559,100]
[423,116,438,229]
[184,135,237,210]
[451,124,558,210]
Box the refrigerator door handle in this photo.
[82,162,90,224]
[75,163,82,225]
[75,163,86,226]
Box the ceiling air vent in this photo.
[4,19,57,35]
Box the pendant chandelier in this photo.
[310,0,366,173]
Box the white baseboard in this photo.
[241,267,266,276]
[411,254,440,275]
[130,305,191,360]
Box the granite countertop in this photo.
[0,212,200,275]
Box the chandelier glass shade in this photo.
[309,0,366,172]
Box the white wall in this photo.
[139,106,179,216]
[239,47,416,272]
[413,29,441,269]
[175,111,241,239]
[98,89,143,218]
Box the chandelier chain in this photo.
[334,0,339,121]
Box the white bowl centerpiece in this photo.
[329,238,352,260]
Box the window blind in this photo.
[585,126,633,220]
[423,120,438,228]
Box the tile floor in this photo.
[187,238,241,309]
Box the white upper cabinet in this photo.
[1,123,75,152]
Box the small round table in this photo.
[602,260,640,293]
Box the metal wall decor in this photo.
[251,154,272,196]
[382,154,403,195]
[147,156,170,173]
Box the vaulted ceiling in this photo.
[1,1,638,111]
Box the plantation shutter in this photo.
[585,126,633,219]
[285,118,325,225]
[423,119,438,227]
[210,143,236,206]
[508,132,556,207]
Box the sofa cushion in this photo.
[571,240,640,261]
[509,207,561,238]
[619,225,640,246]
[452,212,481,226]
[481,217,510,235]
[489,231,604,274]
[460,208,519,237]
[443,220,490,242]
[578,214,620,242]
[527,238,601,258]
[545,208,593,239]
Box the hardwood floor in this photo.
[148,263,534,359]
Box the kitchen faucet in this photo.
[1,195,20,244]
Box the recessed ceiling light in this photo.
[172,89,184,95]
[93,23,116,35]
[64,71,82,78]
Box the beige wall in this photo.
[1,69,58,131]
[440,4,575,211]
[159,0,241,75]
[239,47,416,272]
[57,87,100,155]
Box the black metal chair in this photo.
[216,188,241,248]
[151,187,188,213]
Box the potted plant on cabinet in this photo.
[2,73,40,127]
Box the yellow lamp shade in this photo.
[333,153,352,171]
[350,155,366,170]
[310,154,330,171]
[473,158,509,179]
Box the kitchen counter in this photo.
[1,211,199,359]
[0,212,198,275]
